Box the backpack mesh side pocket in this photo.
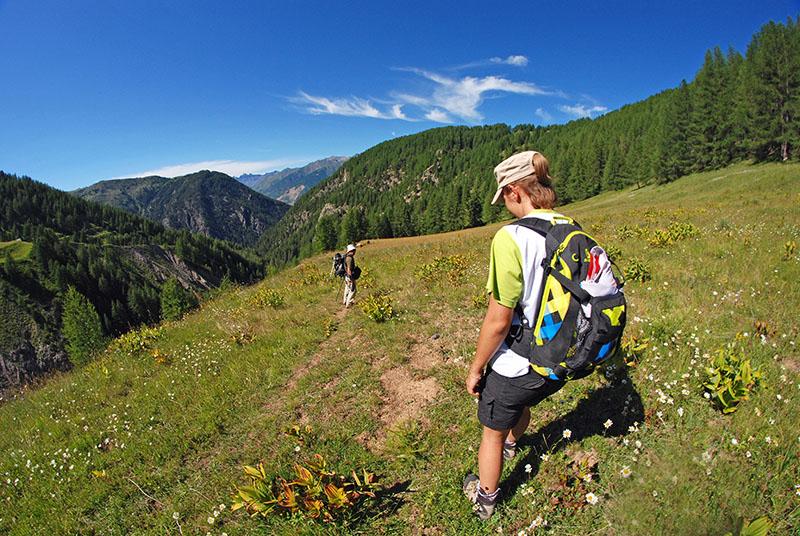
[566,292,626,372]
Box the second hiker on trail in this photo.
[341,244,360,308]
[462,150,627,520]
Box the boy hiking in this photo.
[463,150,626,520]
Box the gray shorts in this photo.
[477,369,565,431]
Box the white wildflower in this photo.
[562,429,572,439]
[585,492,599,505]
[603,419,613,429]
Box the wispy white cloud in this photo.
[293,58,588,125]
[107,158,308,180]
[397,68,553,122]
[294,91,394,119]
[558,103,608,119]
[535,107,553,123]
[490,55,529,66]
[425,109,453,123]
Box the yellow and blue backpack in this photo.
[504,216,627,381]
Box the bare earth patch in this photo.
[379,367,440,427]
[408,338,447,371]
[780,357,800,373]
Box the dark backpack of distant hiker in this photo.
[504,216,627,381]
[345,254,361,281]
[333,253,347,277]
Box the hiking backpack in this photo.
[332,253,361,280]
[504,216,627,381]
[332,253,346,277]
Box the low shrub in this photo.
[384,419,429,466]
[107,326,164,357]
[784,240,797,260]
[623,258,651,282]
[415,255,469,285]
[702,343,762,414]
[359,291,396,323]
[232,454,382,523]
[250,287,285,308]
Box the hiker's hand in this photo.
[466,369,483,396]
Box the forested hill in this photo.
[258,17,800,266]
[0,172,264,388]
[73,170,290,247]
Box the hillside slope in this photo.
[74,170,290,246]
[1,162,798,534]
[0,172,264,389]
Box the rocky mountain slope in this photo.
[239,156,348,204]
[74,170,290,246]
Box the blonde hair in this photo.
[515,152,557,209]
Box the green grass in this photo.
[0,239,33,262]
[1,162,799,534]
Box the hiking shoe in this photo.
[462,473,497,521]
[502,441,517,461]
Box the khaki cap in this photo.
[491,150,540,205]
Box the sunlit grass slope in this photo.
[0,240,33,262]
[1,162,799,535]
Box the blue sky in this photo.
[1,0,797,190]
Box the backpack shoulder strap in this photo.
[513,217,554,238]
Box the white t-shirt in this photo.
[485,209,571,378]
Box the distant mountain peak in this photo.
[73,171,289,246]
[237,156,348,204]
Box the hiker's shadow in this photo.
[503,373,644,499]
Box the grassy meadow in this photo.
[0,240,33,262]
[1,162,799,535]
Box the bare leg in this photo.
[508,407,530,444]
[478,426,508,493]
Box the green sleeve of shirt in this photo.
[485,227,523,308]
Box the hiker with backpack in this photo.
[334,244,360,307]
[463,151,626,520]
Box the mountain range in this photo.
[73,170,289,246]
[238,156,348,204]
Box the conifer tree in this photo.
[745,17,800,161]
[61,286,105,366]
[313,215,338,252]
[160,278,195,321]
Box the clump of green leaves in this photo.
[647,222,700,247]
[624,257,652,282]
[724,516,772,536]
[250,287,285,308]
[232,454,381,523]
[620,334,649,368]
[415,255,469,284]
[784,240,797,260]
[359,291,396,322]
[604,244,623,261]
[323,319,338,338]
[289,264,327,287]
[470,291,488,309]
[107,325,164,357]
[384,419,428,466]
[667,221,700,240]
[615,224,648,240]
[702,343,762,414]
